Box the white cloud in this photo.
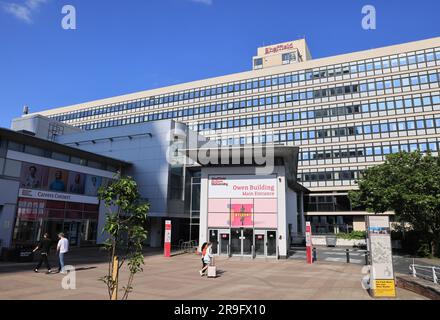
[1,0,48,23]
[25,0,47,9]
[189,0,213,5]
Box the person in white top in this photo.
[199,242,213,276]
[57,233,69,274]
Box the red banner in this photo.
[231,204,253,227]
[164,220,171,258]
[306,222,313,264]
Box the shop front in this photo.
[11,160,107,247]
[13,198,99,247]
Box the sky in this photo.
[0,0,439,128]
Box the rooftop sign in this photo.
[264,42,295,55]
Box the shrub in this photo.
[336,231,367,240]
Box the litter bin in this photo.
[325,235,337,247]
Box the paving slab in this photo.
[0,249,428,300]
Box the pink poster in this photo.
[231,204,253,227]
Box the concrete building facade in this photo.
[18,37,440,234]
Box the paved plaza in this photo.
[0,248,427,300]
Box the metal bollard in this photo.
[346,249,350,263]
[364,251,369,265]
[227,244,230,258]
[251,245,255,259]
[312,247,317,262]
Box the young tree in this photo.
[349,151,440,257]
[98,175,149,300]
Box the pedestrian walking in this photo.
[32,233,53,274]
[199,242,213,276]
[199,242,208,275]
[56,233,69,274]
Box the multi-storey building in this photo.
[22,37,440,235]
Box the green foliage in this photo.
[336,231,367,240]
[417,243,432,258]
[98,174,149,300]
[349,151,440,257]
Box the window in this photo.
[52,152,70,162]
[282,53,296,65]
[254,58,263,69]
[416,120,425,129]
[8,141,23,152]
[3,159,21,177]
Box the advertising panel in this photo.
[48,168,69,192]
[231,204,253,227]
[84,175,102,196]
[367,215,396,297]
[20,163,48,189]
[306,222,313,264]
[67,172,86,194]
[164,220,172,257]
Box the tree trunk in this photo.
[111,256,119,300]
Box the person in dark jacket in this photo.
[32,233,53,274]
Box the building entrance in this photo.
[208,228,277,258]
[254,230,277,257]
[230,228,253,256]
[63,221,81,247]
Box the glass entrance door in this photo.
[255,233,265,256]
[64,221,81,247]
[209,230,218,254]
[231,229,241,255]
[267,231,277,257]
[219,233,229,255]
[230,228,253,256]
[242,229,253,255]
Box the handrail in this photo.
[409,263,440,284]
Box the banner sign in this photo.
[208,175,277,199]
[19,188,99,205]
[367,215,396,297]
[306,221,313,264]
[231,204,253,227]
[164,220,172,258]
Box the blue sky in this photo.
[0,0,439,128]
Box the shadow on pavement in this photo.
[0,247,164,274]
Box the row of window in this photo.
[304,195,359,212]
[208,115,440,146]
[49,47,440,122]
[75,70,440,131]
[192,94,440,132]
[300,140,439,161]
[298,169,363,182]
[1,139,118,172]
[305,216,354,234]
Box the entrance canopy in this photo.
[183,145,308,193]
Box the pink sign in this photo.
[231,204,253,227]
